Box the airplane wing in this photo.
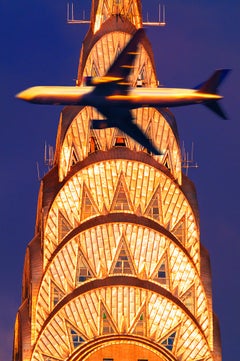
[106,28,145,80]
[91,28,162,155]
[91,28,145,97]
[93,106,162,155]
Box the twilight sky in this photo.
[0,0,239,359]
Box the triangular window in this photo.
[101,306,116,335]
[132,312,145,336]
[113,129,127,147]
[181,286,195,314]
[80,184,98,221]
[51,282,64,308]
[161,331,176,351]
[76,253,93,284]
[58,211,72,242]
[145,186,161,222]
[89,134,100,153]
[69,327,85,349]
[102,1,110,21]
[137,64,147,87]
[111,177,131,211]
[172,217,185,244]
[154,255,170,288]
[126,1,137,23]
[145,122,153,152]
[69,144,79,167]
[91,61,99,77]
[113,129,127,148]
[112,241,134,275]
[163,151,172,171]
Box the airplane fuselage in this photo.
[16,85,222,109]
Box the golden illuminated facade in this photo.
[13,1,222,361]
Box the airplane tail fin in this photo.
[195,69,231,94]
[195,69,231,119]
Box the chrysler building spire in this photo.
[13,1,222,361]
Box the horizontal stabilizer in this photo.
[204,101,228,120]
[196,69,231,94]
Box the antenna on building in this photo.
[143,4,166,27]
[181,141,199,176]
[44,142,54,168]
[36,162,41,181]
[36,142,54,181]
[67,3,91,24]
[36,143,54,181]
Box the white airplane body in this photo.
[16,28,230,155]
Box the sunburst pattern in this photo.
[32,286,212,361]
[37,222,209,340]
[44,160,198,267]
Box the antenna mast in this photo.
[144,4,166,26]
[181,142,199,176]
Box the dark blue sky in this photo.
[0,0,239,359]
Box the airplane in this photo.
[16,28,230,156]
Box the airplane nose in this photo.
[16,87,37,102]
[15,90,27,100]
[16,89,31,101]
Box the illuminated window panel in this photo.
[132,313,145,336]
[101,301,117,335]
[161,331,176,351]
[67,326,86,349]
[144,186,162,223]
[69,144,79,167]
[172,216,186,244]
[80,184,99,221]
[89,134,100,154]
[102,312,115,334]
[153,256,170,289]
[181,286,195,315]
[111,178,132,212]
[138,64,147,86]
[112,243,134,275]
[58,211,72,242]
[76,254,93,284]
[51,282,65,308]
[162,151,172,171]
